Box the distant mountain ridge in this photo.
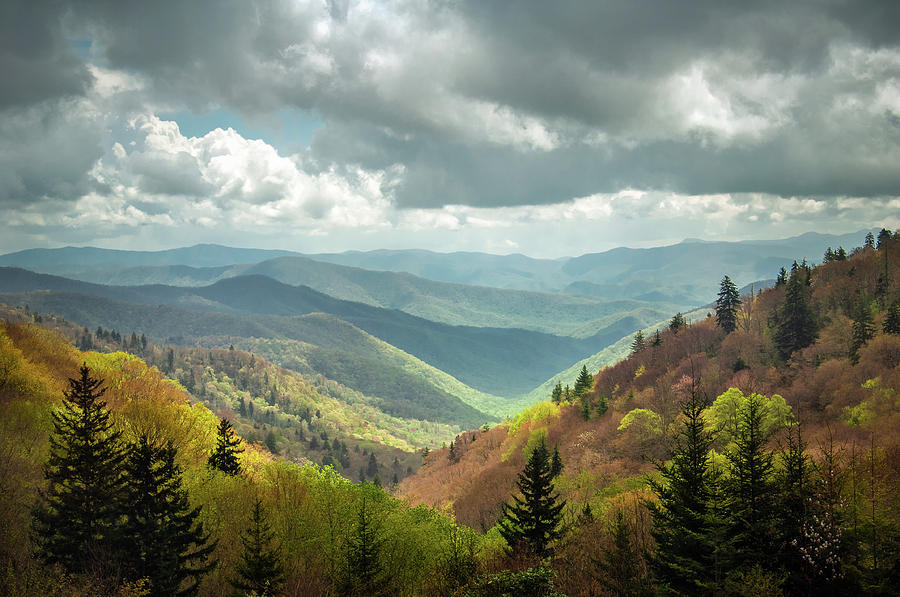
[0,268,641,397]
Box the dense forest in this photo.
[1,230,899,595]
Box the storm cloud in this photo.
[1,0,898,254]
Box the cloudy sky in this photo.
[1,0,899,257]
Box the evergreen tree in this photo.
[877,228,892,249]
[824,247,835,263]
[849,299,876,365]
[120,436,216,596]
[884,301,900,335]
[777,423,813,595]
[574,365,593,397]
[669,312,686,334]
[774,266,817,360]
[550,445,563,479]
[448,441,457,463]
[580,393,591,421]
[230,500,285,596]
[649,380,725,595]
[550,382,563,404]
[865,232,875,248]
[33,365,126,574]
[631,330,646,355]
[596,510,646,597]
[776,267,788,287]
[208,418,244,475]
[652,329,662,347]
[499,438,565,560]
[723,394,779,572]
[166,348,175,375]
[715,275,742,334]
[344,490,386,596]
[367,452,379,477]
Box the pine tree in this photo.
[865,232,876,248]
[367,452,378,477]
[208,418,244,475]
[652,329,662,347]
[649,379,725,595]
[550,382,563,404]
[120,436,216,596]
[344,490,386,596]
[499,438,565,560]
[230,500,285,596]
[877,228,892,250]
[715,275,742,334]
[849,299,876,365]
[723,394,779,572]
[33,365,126,574]
[574,365,593,397]
[884,301,900,335]
[777,423,813,595]
[669,312,686,334]
[550,445,563,479]
[631,330,646,355]
[448,441,457,463]
[774,266,817,360]
[596,510,646,597]
[776,267,788,287]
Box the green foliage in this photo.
[774,263,817,359]
[507,401,560,437]
[630,330,646,355]
[208,418,244,476]
[342,487,387,597]
[617,408,663,435]
[704,388,792,446]
[849,299,876,364]
[595,510,648,597]
[464,567,565,597]
[33,365,127,574]
[230,500,284,597]
[648,380,724,595]
[715,275,742,334]
[120,435,216,596]
[884,301,900,335]
[499,438,565,560]
[669,312,686,334]
[573,365,593,397]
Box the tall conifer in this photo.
[715,275,742,334]
[499,438,565,559]
[120,436,216,596]
[230,500,284,596]
[208,418,243,475]
[33,365,126,574]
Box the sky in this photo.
[1,0,899,258]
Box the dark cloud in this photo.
[0,0,92,108]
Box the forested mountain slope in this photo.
[0,270,643,397]
[400,230,900,595]
[0,316,492,596]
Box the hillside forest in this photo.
[1,230,900,595]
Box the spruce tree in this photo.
[652,329,662,347]
[865,232,876,248]
[723,394,779,572]
[499,438,565,560]
[850,299,876,364]
[550,445,563,479]
[631,330,646,355]
[884,301,900,335]
[774,266,817,360]
[596,510,646,597]
[551,382,563,404]
[669,312,686,334]
[120,436,216,596]
[649,380,725,595]
[208,418,244,475]
[715,275,742,334]
[344,490,386,596]
[574,365,593,397]
[33,365,126,574]
[230,500,285,596]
